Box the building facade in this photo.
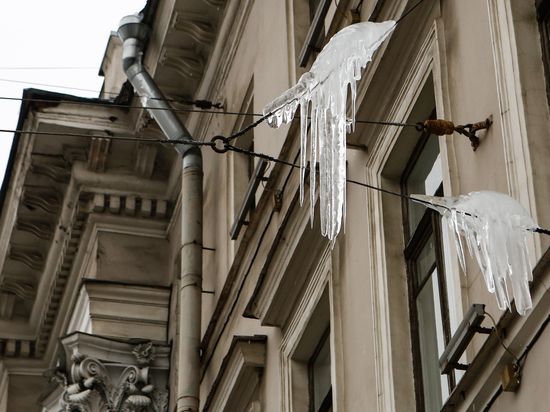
[1,0,550,411]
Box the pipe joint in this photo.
[182,147,203,168]
[180,273,202,287]
[121,39,144,74]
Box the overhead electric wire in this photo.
[0,78,102,94]
[483,313,550,411]
[219,139,445,209]
[0,126,435,209]
[0,67,97,70]
[0,128,215,148]
[396,0,428,24]
[0,95,420,128]
[3,124,550,236]
[0,95,225,113]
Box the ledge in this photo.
[202,335,266,412]
[442,246,550,411]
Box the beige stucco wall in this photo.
[3,0,549,410]
[192,0,550,410]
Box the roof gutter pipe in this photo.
[118,14,203,412]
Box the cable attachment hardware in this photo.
[423,119,455,136]
[210,136,230,153]
[422,117,492,151]
[454,117,492,151]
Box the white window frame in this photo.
[280,246,345,412]
[363,21,465,412]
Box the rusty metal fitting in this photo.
[454,117,492,151]
[423,119,456,136]
[210,135,229,153]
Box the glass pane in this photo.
[406,134,442,234]
[313,337,331,411]
[415,234,436,286]
[417,272,446,411]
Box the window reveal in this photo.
[402,132,454,411]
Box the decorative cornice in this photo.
[134,143,158,178]
[36,197,86,356]
[9,245,44,271]
[203,336,266,412]
[0,292,15,319]
[90,193,170,220]
[199,0,227,8]
[0,279,36,300]
[60,345,167,411]
[16,216,55,240]
[186,0,255,142]
[22,187,61,214]
[40,334,170,412]
[88,137,111,173]
[1,339,34,357]
[31,158,71,183]
[160,47,204,80]
[172,12,216,44]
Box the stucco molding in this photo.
[244,185,328,327]
[486,0,549,259]
[202,336,266,412]
[40,333,170,412]
[187,0,255,142]
[0,361,7,412]
[280,248,331,412]
[364,21,461,412]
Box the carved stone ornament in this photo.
[132,342,156,365]
[59,345,168,412]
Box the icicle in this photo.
[412,191,538,315]
[263,20,396,242]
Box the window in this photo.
[294,0,331,68]
[229,81,255,243]
[402,131,454,411]
[537,0,550,104]
[308,327,332,412]
[281,274,334,412]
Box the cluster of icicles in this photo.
[263,20,396,242]
[262,20,539,314]
[413,191,538,315]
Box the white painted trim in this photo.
[486,0,539,257]
[280,246,331,412]
[364,22,465,411]
[205,339,266,412]
[329,242,345,412]
[187,0,256,142]
[0,127,36,285]
[0,361,7,412]
[41,213,169,368]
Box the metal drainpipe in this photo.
[118,14,203,412]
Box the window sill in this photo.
[440,246,550,411]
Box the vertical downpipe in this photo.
[178,153,203,412]
[118,14,203,412]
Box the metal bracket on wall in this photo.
[230,159,269,240]
[454,117,492,151]
[439,303,490,375]
[422,116,492,151]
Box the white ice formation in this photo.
[412,190,538,315]
[263,20,396,242]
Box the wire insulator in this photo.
[424,119,455,136]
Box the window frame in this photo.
[308,326,332,412]
[401,131,454,410]
[537,0,550,105]
[228,79,256,244]
[279,246,344,412]
[298,0,331,67]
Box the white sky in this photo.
[0,0,147,185]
